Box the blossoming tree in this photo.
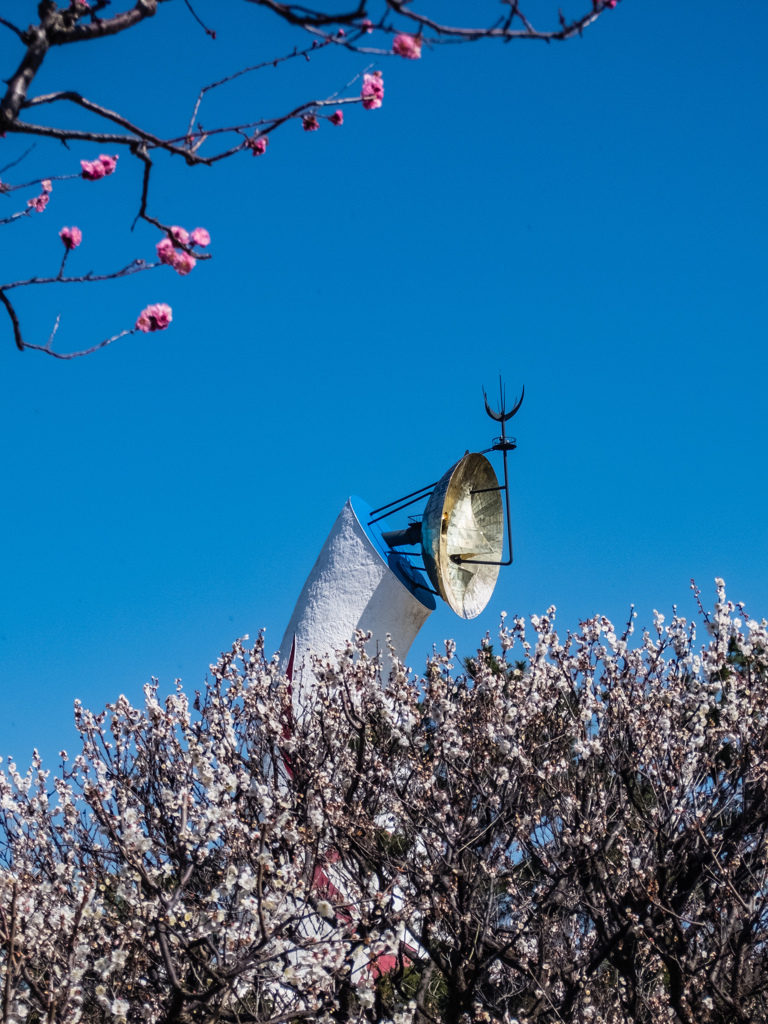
[2,580,767,1024]
[0,0,620,358]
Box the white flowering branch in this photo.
[1,581,767,1023]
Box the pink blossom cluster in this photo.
[249,135,268,156]
[156,227,210,276]
[59,226,82,250]
[27,193,48,213]
[361,72,384,110]
[135,303,172,332]
[27,178,52,212]
[302,111,344,130]
[80,153,118,181]
[392,33,422,59]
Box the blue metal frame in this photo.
[349,495,436,611]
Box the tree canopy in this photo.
[2,580,767,1024]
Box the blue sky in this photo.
[1,0,766,765]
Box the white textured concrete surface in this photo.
[278,499,434,692]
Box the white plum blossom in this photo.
[316,899,335,919]
[1,583,767,1023]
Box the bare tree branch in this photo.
[0,0,618,358]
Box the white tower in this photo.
[279,496,436,682]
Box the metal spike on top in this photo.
[483,377,524,451]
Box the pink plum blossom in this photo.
[59,226,82,250]
[156,237,176,265]
[392,33,422,59]
[329,109,344,126]
[80,154,118,180]
[190,227,210,247]
[41,179,52,193]
[156,235,197,274]
[98,154,118,175]
[302,114,319,132]
[172,251,196,276]
[27,193,49,212]
[361,18,373,32]
[80,159,106,180]
[361,72,384,110]
[250,136,268,156]
[135,303,172,332]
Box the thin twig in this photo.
[22,326,133,360]
[0,144,37,176]
[183,39,332,142]
[1,258,159,291]
[0,210,30,227]
[384,0,601,41]
[1,172,78,192]
[183,0,217,39]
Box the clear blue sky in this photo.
[1,0,766,765]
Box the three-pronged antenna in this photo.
[451,379,524,567]
[484,379,525,423]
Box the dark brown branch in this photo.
[2,259,159,291]
[0,144,37,177]
[0,20,52,129]
[241,0,366,29]
[9,118,208,165]
[200,95,362,163]
[48,0,163,46]
[0,290,24,350]
[23,91,173,151]
[0,17,25,41]
[0,211,31,228]
[384,0,602,41]
[1,884,18,1018]
[132,148,154,230]
[2,172,79,193]
[184,39,333,141]
[0,2,164,132]
[183,0,218,39]
[7,119,145,146]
